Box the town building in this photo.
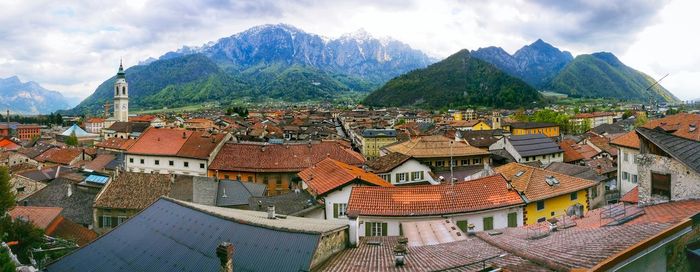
[83,117,105,134]
[102,121,150,139]
[496,162,596,225]
[382,135,490,174]
[9,206,97,246]
[298,158,392,220]
[358,128,397,159]
[208,140,365,195]
[347,174,525,236]
[571,112,616,128]
[508,122,560,138]
[489,134,564,165]
[124,127,229,176]
[364,152,438,185]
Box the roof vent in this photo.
[545,175,560,186]
[267,206,276,219]
[515,170,525,177]
[690,124,697,132]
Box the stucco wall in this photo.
[524,190,588,225]
[126,154,208,176]
[618,146,640,195]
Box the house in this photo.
[0,138,21,151]
[102,121,150,139]
[184,118,215,131]
[634,127,700,205]
[9,174,46,201]
[508,122,560,138]
[448,119,492,131]
[382,135,490,173]
[22,178,98,227]
[358,129,397,159]
[208,140,365,196]
[9,206,97,246]
[364,152,438,185]
[83,117,105,134]
[545,162,609,209]
[298,158,392,220]
[94,137,136,152]
[348,174,524,236]
[47,197,349,272]
[611,113,700,196]
[495,162,596,225]
[129,114,165,127]
[571,112,616,128]
[489,134,564,165]
[34,147,85,166]
[125,127,230,176]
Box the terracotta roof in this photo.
[129,115,157,122]
[209,141,364,172]
[299,158,392,196]
[0,138,21,150]
[365,152,412,173]
[9,206,63,229]
[495,162,596,202]
[94,172,173,210]
[85,117,105,123]
[559,139,585,162]
[620,186,638,204]
[383,135,489,158]
[573,112,616,119]
[95,137,136,151]
[82,154,116,171]
[585,157,616,175]
[587,134,618,155]
[611,113,700,149]
[126,127,225,159]
[176,132,226,159]
[48,216,98,246]
[35,148,82,165]
[348,174,523,216]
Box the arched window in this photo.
[122,86,126,95]
[115,87,118,96]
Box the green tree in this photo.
[65,132,78,146]
[0,246,16,272]
[0,167,13,215]
[622,110,634,119]
[635,113,648,128]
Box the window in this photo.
[632,174,638,184]
[365,222,387,236]
[155,160,159,165]
[276,176,282,185]
[651,173,671,199]
[129,158,134,163]
[263,176,269,185]
[591,185,599,198]
[483,217,494,231]
[473,158,481,165]
[622,172,629,180]
[100,216,114,228]
[224,175,230,179]
[461,159,469,165]
[570,192,578,200]
[333,203,348,218]
[525,157,530,162]
[378,174,391,182]
[536,201,545,211]
[410,171,424,181]
[247,176,253,182]
[507,212,517,228]
[436,161,445,167]
[456,220,469,232]
[169,160,174,166]
[117,216,127,225]
[396,173,407,182]
[623,152,629,162]
[537,217,546,223]
[200,163,205,169]
[184,162,189,168]
[140,159,144,164]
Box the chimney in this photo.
[216,242,234,272]
[182,132,187,139]
[55,166,61,179]
[347,213,359,247]
[267,206,276,219]
[66,183,73,198]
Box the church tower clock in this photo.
[113,61,129,122]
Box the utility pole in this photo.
[450,139,454,186]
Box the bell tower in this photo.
[113,60,129,122]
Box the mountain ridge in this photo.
[0,76,72,114]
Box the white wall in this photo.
[324,184,355,220]
[358,206,524,236]
[618,146,639,195]
[380,159,438,185]
[125,154,208,176]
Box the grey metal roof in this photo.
[591,123,625,135]
[362,129,396,137]
[545,162,604,182]
[216,180,267,207]
[248,190,319,216]
[636,127,700,174]
[508,134,563,157]
[46,197,343,272]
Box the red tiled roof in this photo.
[176,133,226,159]
[610,130,640,149]
[85,117,105,123]
[126,127,225,159]
[573,112,616,119]
[83,154,116,171]
[48,216,98,246]
[559,139,585,162]
[348,174,523,216]
[611,113,700,149]
[620,186,638,204]
[129,115,157,122]
[209,141,365,172]
[95,137,136,151]
[35,148,82,165]
[9,206,63,229]
[298,158,392,196]
[495,162,596,202]
[0,138,21,150]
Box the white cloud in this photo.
[0,0,694,102]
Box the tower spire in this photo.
[117,59,125,79]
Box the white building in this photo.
[365,152,438,185]
[489,134,564,165]
[611,132,640,195]
[347,174,525,236]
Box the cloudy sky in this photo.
[0,0,697,101]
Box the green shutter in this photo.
[420,171,424,180]
[381,223,388,236]
[456,220,468,232]
[98,216,103,228]
[333,203,339,218]
[399,223,403,236]
[111,216,118,228]
[483,217,494,231]
[508,213,517,228]
[365,222,371,236]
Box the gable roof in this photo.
[348,174,523,216]
[384,135,489,158]
[611,113,700,149]
[299,158,392,196]
[364,152,412,173]
[94,172,172,210]
[216,179,267,207]
[559,139,585,162]
[9,206,63,229]
[495,162,596,202]
[94,137,136,151]
[34,148,82,165]
[46,197,347,272]
[209,141,364,172]
[508,134,562,157]
[23,178,97,225]
[126,127,225,159]
[636,127,700,174]
[0,138,21,150]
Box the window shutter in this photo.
[420,171,424,180]
[381,223,388,236]
[508,213,517,228]
[98,216,103,228]
[365,222,371,236]
[456,220,468,232]
[333,203,339,218]
[111,216,118,228]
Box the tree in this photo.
[65,132,78,147]
[622,110,634,119]
[0,167,13,215]
[634,113,649,128]
[0,246,16,272]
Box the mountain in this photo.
[363,49,541,109]
[71,24,433,113]
[0,76,72,114]
[549,52,679,102]
[472,39,573,88]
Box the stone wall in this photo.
[636,154,700,206]
[310,229,348,269]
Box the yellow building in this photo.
[509,122,560,138]
[495,162,596,225]
[472,121,491,131]
[360,129,398,159]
